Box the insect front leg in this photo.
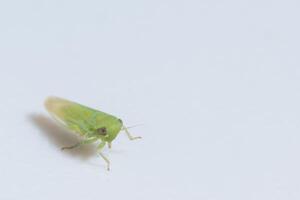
[123,126,142,140]
[97,141,110,171]
[61,137,97,150]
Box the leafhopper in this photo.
[44,96,141,170]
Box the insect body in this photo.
[44,96,141,170]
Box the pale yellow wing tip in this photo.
[45,96,58,111]
[44,96,69,113]
[44,96,70,127]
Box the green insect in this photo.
[44,96,141,170]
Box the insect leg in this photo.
[123,125,142,140]
[61,137,97,150]
[97,141,110,171]
[61,143,80,150]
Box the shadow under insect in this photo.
[29,114,97,160]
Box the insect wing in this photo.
[45,96,109,135]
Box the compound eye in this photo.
[97,127,107,136]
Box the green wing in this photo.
[45,96,114,136]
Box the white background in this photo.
[0,0,300,199]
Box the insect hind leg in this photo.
[61,137,98,151]
[61,143,80,150]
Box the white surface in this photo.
[0,0,300,199]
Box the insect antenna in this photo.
[121,123,143,130]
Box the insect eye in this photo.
[97,127,107,136]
